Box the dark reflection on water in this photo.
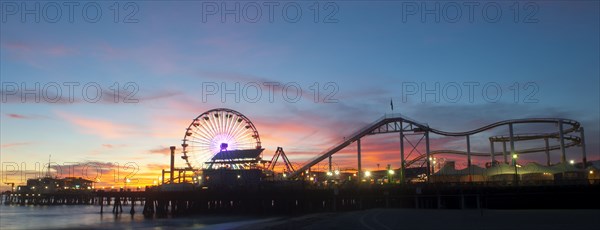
[0,203,275,230]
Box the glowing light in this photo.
[590,170,594,174]
[365,171,371,177]
[512,154,518,159]
[125,178,131,183]
[388,170,395,175]
[334,170,340,175]
[569,160,575,165]
[283,173,287,178]
[237,175,241,179]
[220,142,229,151]
[327,171,333,176]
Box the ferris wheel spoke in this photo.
[191,126,214,143]
[216,111,225,134]
[190,131,211,144]
[206,113,221,138]
[194,117,216,141]
[225,114,238,139]
[229,121,249,142]
[204,116,219,139]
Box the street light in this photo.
[512,153,518,185]
[388,169,395,184]
[124,177,131,190]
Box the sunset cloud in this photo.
[56,111,138,139]
[148,146,172,156]
[6,113,28,119]
[1,142,32,149]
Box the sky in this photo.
[1,1,599,189]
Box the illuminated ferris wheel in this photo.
[181,108,261,169]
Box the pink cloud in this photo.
[1,41,77,68]
[148,146,172,156]
[1,142,32,149]
[6,113,28,119]
[2,42,76,56]
[56,112,137,139]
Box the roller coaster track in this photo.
[289,113,583,179]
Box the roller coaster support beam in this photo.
[467,135,471,168]
[490,139,495,164]
[357,139,362,181]
[559,120,566,164]
[580,127,587,166]
[400,124,405,184]
[502,142,508,164]
[425,131,431,179]
[544,138,551,166]
[467,135,471,182]
[328,156,332,172]
[509,123,515,165]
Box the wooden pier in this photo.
[95,183,600,217]
[4,183,599,217]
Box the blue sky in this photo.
[1,1,598,188]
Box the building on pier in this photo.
[16,177,95,194]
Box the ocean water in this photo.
[0,200,278,230]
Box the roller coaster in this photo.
[289,113,587,180]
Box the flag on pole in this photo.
[390,98,394,111]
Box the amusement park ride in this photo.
[159,108,591,188]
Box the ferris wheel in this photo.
[181,108,261,169]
